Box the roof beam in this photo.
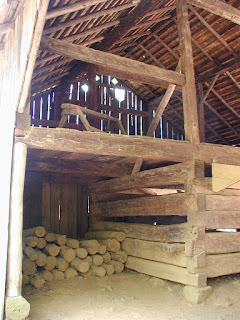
[40,36,185,87]
[46,0,107,20]
[188,0,240,26]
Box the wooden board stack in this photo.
[22,226,127,289]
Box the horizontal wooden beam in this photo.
[89,221,188,242]
[26,158,133,178]
[88,161,203,194]
[126,256,206,287]
[40,37,186,87]
[90,194,197,217]
[16,128,240,166]
[205,232,240,254]
[206,253,240,278]
[122,238,186,267]
[46,0,107,20]
[188,0,240,26]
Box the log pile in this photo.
[22,226,127,289]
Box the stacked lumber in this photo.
[22,226,127,289]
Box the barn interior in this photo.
[1,0,240,319]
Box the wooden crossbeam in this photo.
[88,161,203,194]
[188,0,240,26]
[40,37,185,87]
[17,127,240,166]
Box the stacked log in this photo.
[22,226,128,289]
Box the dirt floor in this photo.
[23,270,240,320]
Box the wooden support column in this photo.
[6,142,27,297]
[176,0,200,144]
[89,64,98,128]
[198,83,205,143]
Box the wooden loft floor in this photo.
[17,126,240,168]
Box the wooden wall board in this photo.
[206,195,240,211]
[42,182,51,230]
[189,211,240,229]
[206,253,240,278]
[50,183,61,234]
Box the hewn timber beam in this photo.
[16,127,240,166]
[40,36,185,87]
[188,0,240,26]
[88,161,203,194]
[46,0,107,20]
[26,158,133,177]
[90,193,197,217]
[177,0,200,144]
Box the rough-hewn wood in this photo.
[90,221,188,243]
[206,253,240,278]
[205,232,240,254]
[122,238,186,267]
[126,256,206,287]
[91,194,197,217]
[188,0,240,26]
[89,161,202,194]
[176,0,200,144]
[85,231,126,242]
[206,195,240,211]
[40,37,185,87]
[18,128,240,166]
[189,211,240,229]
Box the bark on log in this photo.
[56,257,69,272]
[26,236,38,247]
[23,247,38,262]
[44,244,60,257]
[43,256,57,271]
[22,259,37,275]
[37,237,47,249]
[66,238,79,249]
[45,233,57,242]
[98,245,107,255]
[102,263,115,276]
[30,273,45,289]
[110,250,128,263]
[92,254,104,266]
[75,247,88,259]
[102,252,111,264]
[91,266,106,277]
[98,239,120,252]
[80,240,100,255]
[65,267,78,279]
[109,260,124,273]
[85,231,126,242]
[60,246,76,263]
[41,270,53,281]
[36,251,47,267]
[52,269,65,280]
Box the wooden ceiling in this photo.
[1,0,240,145]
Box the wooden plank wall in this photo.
[23,172,88,238]
[30,75,183,139]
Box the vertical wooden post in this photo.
[6,142,27,297]
[198,83,205,142]
[89,64,98,128]
[176,0,200,144]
